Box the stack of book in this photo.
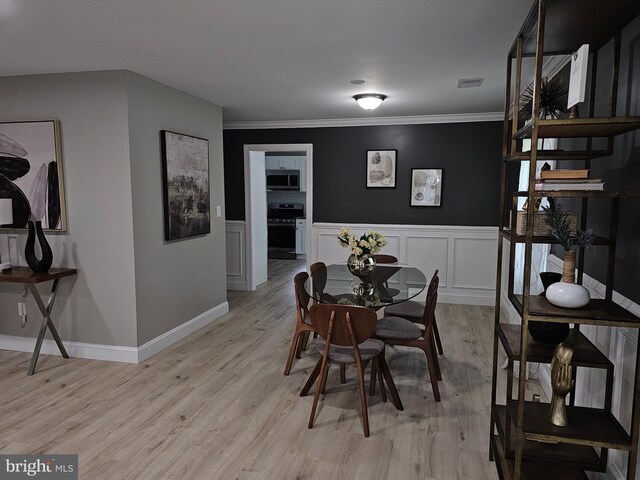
[535,169,604,191]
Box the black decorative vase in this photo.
[25,220,53,273]
[528,272,569,345]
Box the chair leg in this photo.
[422,343,441,402]
[432,317,444,355]
[354,357,370,437]
[369,360,377,396]
[308,355,330,429]
[295,330,308,359]
[376,357,387,402]
[284,329,303,375]
[320,363,330,394]
[430,333,442,380]
[340,363,347,384]
[300,358,322,397]
[300,330,311,352]
[378,355,404,411]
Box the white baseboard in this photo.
[439,293,496,306]
[0,334,139,363]
[137,301,229,362]
[226,280,247,291]
[0,301,230,364]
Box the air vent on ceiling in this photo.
[457,78,484,88]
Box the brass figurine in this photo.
[550,342,574,427]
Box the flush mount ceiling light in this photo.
[353,93,387,110]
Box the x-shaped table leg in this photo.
[27,279,69,375]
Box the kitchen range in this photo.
[267,203,304,259]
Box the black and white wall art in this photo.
[161,130,210,241]
[366,150,396,188]
[0,120,67,230]
[411,168,442,207]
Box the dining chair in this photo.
[373,254,400,299]
[300,303,403,437]
[283,271,317,375]
[374,254,398,264]
[383,269,444,355]
[374,273,442,401]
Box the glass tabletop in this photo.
[305,263,427,309]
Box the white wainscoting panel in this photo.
[226,221,247,290]
[312,223,498,305]
[453,237,497,290]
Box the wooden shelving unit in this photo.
[490,1,640,479]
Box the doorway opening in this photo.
[243,144,313,291]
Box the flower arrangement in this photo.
[337,227,388,257]
[542,202,595,252]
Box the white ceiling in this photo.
[0,0,533,123]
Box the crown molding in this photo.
[223,112,503,130]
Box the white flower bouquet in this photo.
[337,227,388,257]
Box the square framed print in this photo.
[0,120,67,231]
[366,150,397,188]
[411,168,442,207]
[161,130,210,241]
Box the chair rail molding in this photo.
[313,223,498,306]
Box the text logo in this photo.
[0,455,77,480]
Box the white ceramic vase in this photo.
[546,281,590,309]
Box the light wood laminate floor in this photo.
[0,259,527,479]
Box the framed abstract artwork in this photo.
[0,120,67,231]
[411,168,443,207]
[366,150,397,188]
[161,130,210,241]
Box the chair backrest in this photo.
[309,304,377,346]
[293,271,311,321]
[374,254,398,264]
[309,261,327,300]
[421,271,439,328]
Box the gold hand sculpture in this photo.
[550,342,574,427]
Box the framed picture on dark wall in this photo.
[0,120,67,231]
[410,168,443,207]
[366,150,397,188]
[161,130,210,241]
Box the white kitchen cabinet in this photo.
[266,155,297,170]
[295,218,306,255]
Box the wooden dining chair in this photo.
[374,254,398,264]
[283,272,317,375]
[300,304,403,437]
[374,273,442,401]
[383,269,444,355]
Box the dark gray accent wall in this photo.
[224,121,503,226]
[551,15,640,304]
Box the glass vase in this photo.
[347,253,376,279]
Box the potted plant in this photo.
[542,201,594,308]
[337,227,388,278]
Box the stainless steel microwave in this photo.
[266,170,300,190]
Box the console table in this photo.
[0,267,77,375]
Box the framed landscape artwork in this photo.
[411,168,443,207]
[161,130,210,241]
[0,120,67,231]
[366,150,397,188]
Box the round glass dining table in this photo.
[304,263,427,309]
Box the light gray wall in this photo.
[126,72,227,346]
[0,71,139,347]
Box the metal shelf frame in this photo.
[489,1,640,479]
